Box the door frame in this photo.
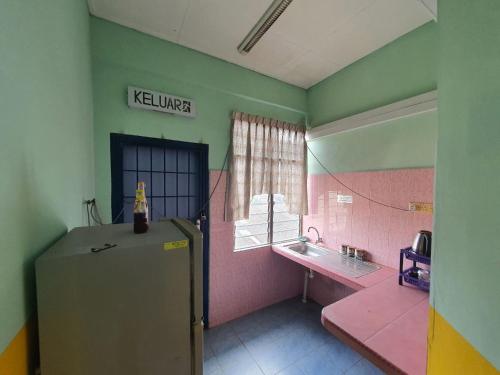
[110,133,211,326]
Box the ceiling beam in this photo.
[306,90,437,141]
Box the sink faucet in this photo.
[307,226,323,244]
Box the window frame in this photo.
[233,193,302,251]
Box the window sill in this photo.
[233,238,300,253]
[233,244,271,252]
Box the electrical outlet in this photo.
[337,194,353,203]
[409,202,433,213]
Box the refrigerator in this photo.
[36,219,203,375]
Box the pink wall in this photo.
[303,168,434,270]
[304,168,434,306]
[208,171,304,327]
[208,168,434,321]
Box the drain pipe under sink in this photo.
[302,268,314,303]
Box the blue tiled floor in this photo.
[203,297,385,375]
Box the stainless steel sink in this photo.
[287,243,330,257]
[284,242,381,278]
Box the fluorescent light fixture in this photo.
[237,0,294,54]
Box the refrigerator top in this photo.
[37,221,189,261]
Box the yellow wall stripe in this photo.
[0,320,36,375]
[428,307,498,374]
[4,308,499,374]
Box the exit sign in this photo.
[128,86,196,118]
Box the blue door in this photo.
[110,133,210,324]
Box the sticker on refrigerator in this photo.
[163,240,189,251]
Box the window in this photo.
[117,143,203,222]
[234,194,300,250]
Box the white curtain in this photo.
[225,112,308,221]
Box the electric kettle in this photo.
[412,230,432,257]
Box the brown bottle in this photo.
[133,181,149,234]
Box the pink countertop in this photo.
[321,278,428,342]
[364,299,429,375]
[272,242,396,291]
[272,242,429,375]
[321,281,429,375]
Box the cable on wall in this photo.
[90,200,104,225]
[306,143,410,212]
[112,206,126,224]
[84,199,105,225]
[85,202,91,226]
[196,144,230,219]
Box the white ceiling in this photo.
[88,0,436,89]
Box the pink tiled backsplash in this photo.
[207,168,434,326]
[304,168,434,270]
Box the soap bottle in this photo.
[133,181,149,234]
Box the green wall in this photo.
[0,0,94,353]
[431,0,500,368]
[90,17,307,222]
[308,22,437,126]
[307,111,437,174]
[306,21,437,174]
